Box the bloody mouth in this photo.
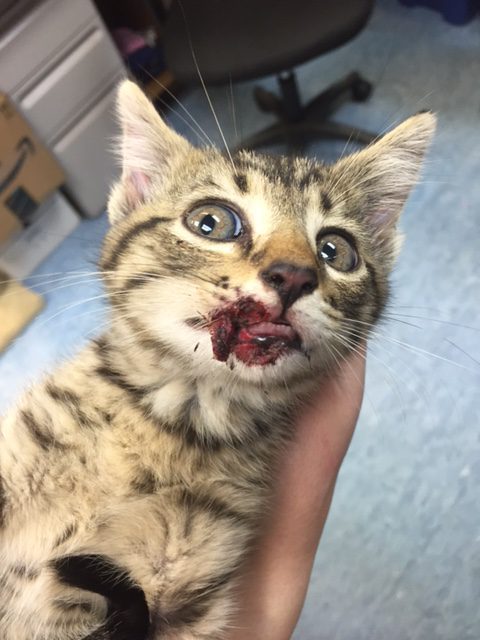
[208,297,301,366]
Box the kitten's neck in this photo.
[98,324,313,446]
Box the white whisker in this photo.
[228,74,239,143]
[176,0,236,171]
[137,64,215,148]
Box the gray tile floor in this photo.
[1,0,479,637]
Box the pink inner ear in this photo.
[370,208,396,231]
[125,170,151,209]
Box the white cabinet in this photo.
[53,83,122,218]
[0,0,97,96]
[17,26,123,144]
[0,0,126,217]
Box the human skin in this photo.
[226,347,366,640]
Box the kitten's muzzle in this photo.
[208,297,302,367]
[261,262,318,310]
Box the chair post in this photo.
[277,71,303,122]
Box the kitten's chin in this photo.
[231,330,301,367]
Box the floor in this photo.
[1,0,479,638]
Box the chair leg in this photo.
[236,119,376,152]
[235,121,292,151]
[304,72,373,121]
[295,120,377,145]
[241,69,376,152]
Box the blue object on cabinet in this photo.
[399,0,479,25]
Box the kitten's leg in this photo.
[0,420,108,639]
[0,562,108,640]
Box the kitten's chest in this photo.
[83,424,268,603]
[97,406,272,501]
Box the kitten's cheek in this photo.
[210,317,235,362]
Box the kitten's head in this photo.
[101,80,435,386]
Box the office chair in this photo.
[163,0,376,150]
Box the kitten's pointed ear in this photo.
[333,112,436,260]
[108,80,192,223]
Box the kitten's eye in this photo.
[185,204,243,241]
[317,233,358,272]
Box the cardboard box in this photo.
[0,92,65,246]
[0,191,80,280]
[0,270,44,353]
[0,207,21,246]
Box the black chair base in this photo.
[237,70,376,152]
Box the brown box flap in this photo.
[0,92,65,245]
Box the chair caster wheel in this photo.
[254,86,282,114]
[352,76,373,102]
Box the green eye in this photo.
[317,233,358,272]
[185,204,243,241]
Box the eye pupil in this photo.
[200,214,216,235]
[321,241,337,261]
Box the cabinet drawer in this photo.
[17,25,124,144]
[53,83,122,218]
[0,0,96,95]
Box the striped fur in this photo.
[0,81,435,639]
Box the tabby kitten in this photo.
[0,80,435,640]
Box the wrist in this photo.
[226,486,335,640]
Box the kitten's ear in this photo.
[333,112,436,259]
[108,80,192,223]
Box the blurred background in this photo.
[0,0,479,638]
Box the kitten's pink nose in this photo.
[261,262,318,309]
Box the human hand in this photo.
[226,347,366,640]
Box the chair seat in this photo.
[163,0,374,85]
